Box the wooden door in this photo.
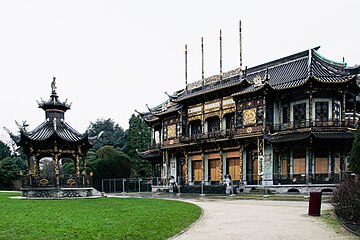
[228,158,240,181]
[193,161,203,182]
[253,157,259,181]
[209,159,220,182]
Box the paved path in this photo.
[171,198,357,240]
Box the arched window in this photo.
[189,120,202,136]
[223,112,235,129]
[206,116,220,133]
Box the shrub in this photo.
[332,177,360,223]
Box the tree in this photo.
[88,146,130,189]
[0,140,11,160]
[88,118,127,151]
[351,125,360,174]
[126,114,152,177]
[0,157,21,190]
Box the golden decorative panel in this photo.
[243,108,257,126]
[167,124,177,139]
[39,178,49,186]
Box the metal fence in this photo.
[102,177,165,193]
[101,172,355,194]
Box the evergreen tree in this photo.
[88,118,127,151]
[89,146,130,189]
[0,157,21,190]
[0,141,11,160]
[351,125,360,174]
[126,114,152,177]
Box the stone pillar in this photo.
[222,152,227,181]
[201,152,205,183]
[204,153,209,184]
[187,155,192,184]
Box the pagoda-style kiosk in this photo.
[6,78,101,198]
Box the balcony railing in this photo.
[172,119,358,144]
[271,119,356,132]
[272,172,348,185]
[180,128,235,143]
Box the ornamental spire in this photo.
[51,77,57,95]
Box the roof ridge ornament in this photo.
[51,77,57,94]
[253,74,266,87]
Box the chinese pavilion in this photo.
[139,45,360,194]
[5,78,102,198]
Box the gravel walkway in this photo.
[171,198,357,240]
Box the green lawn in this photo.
[0,192,201,240]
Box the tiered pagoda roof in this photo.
[6,78,98,147]
[140,47,360,119]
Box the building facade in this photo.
[139,47,360,193]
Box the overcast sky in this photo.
[1,0,359,143]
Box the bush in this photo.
[332,177,360,224]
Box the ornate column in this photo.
[219,98,223,130]
[219,149,223,183]
[163,151,169,185]
[234,99,238,129]
[263,95,267,131]
[239,145,244,182]
[342,91,346,122]
[75,155,80,176]
[184,151,188,184]
[201,104,205,133]
[33,155,39,176]
[54,154,59,175]
[201,151,205,183]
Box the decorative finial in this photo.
[239,20,243,72]
[185,44,188,92]
[201,37,204,87]
[220,29,223,79]
[51,77,57,94]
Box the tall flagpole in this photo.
[201,37,204,88]
[239,20,243,72]
[220,29,223,80]
[185,44,188,92]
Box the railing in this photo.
[172,119,357,145]
[271,119,356,132]
[180,128,235,143]
[101,178,157,193]
[21,175,93,189]
[272,172,351,185]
